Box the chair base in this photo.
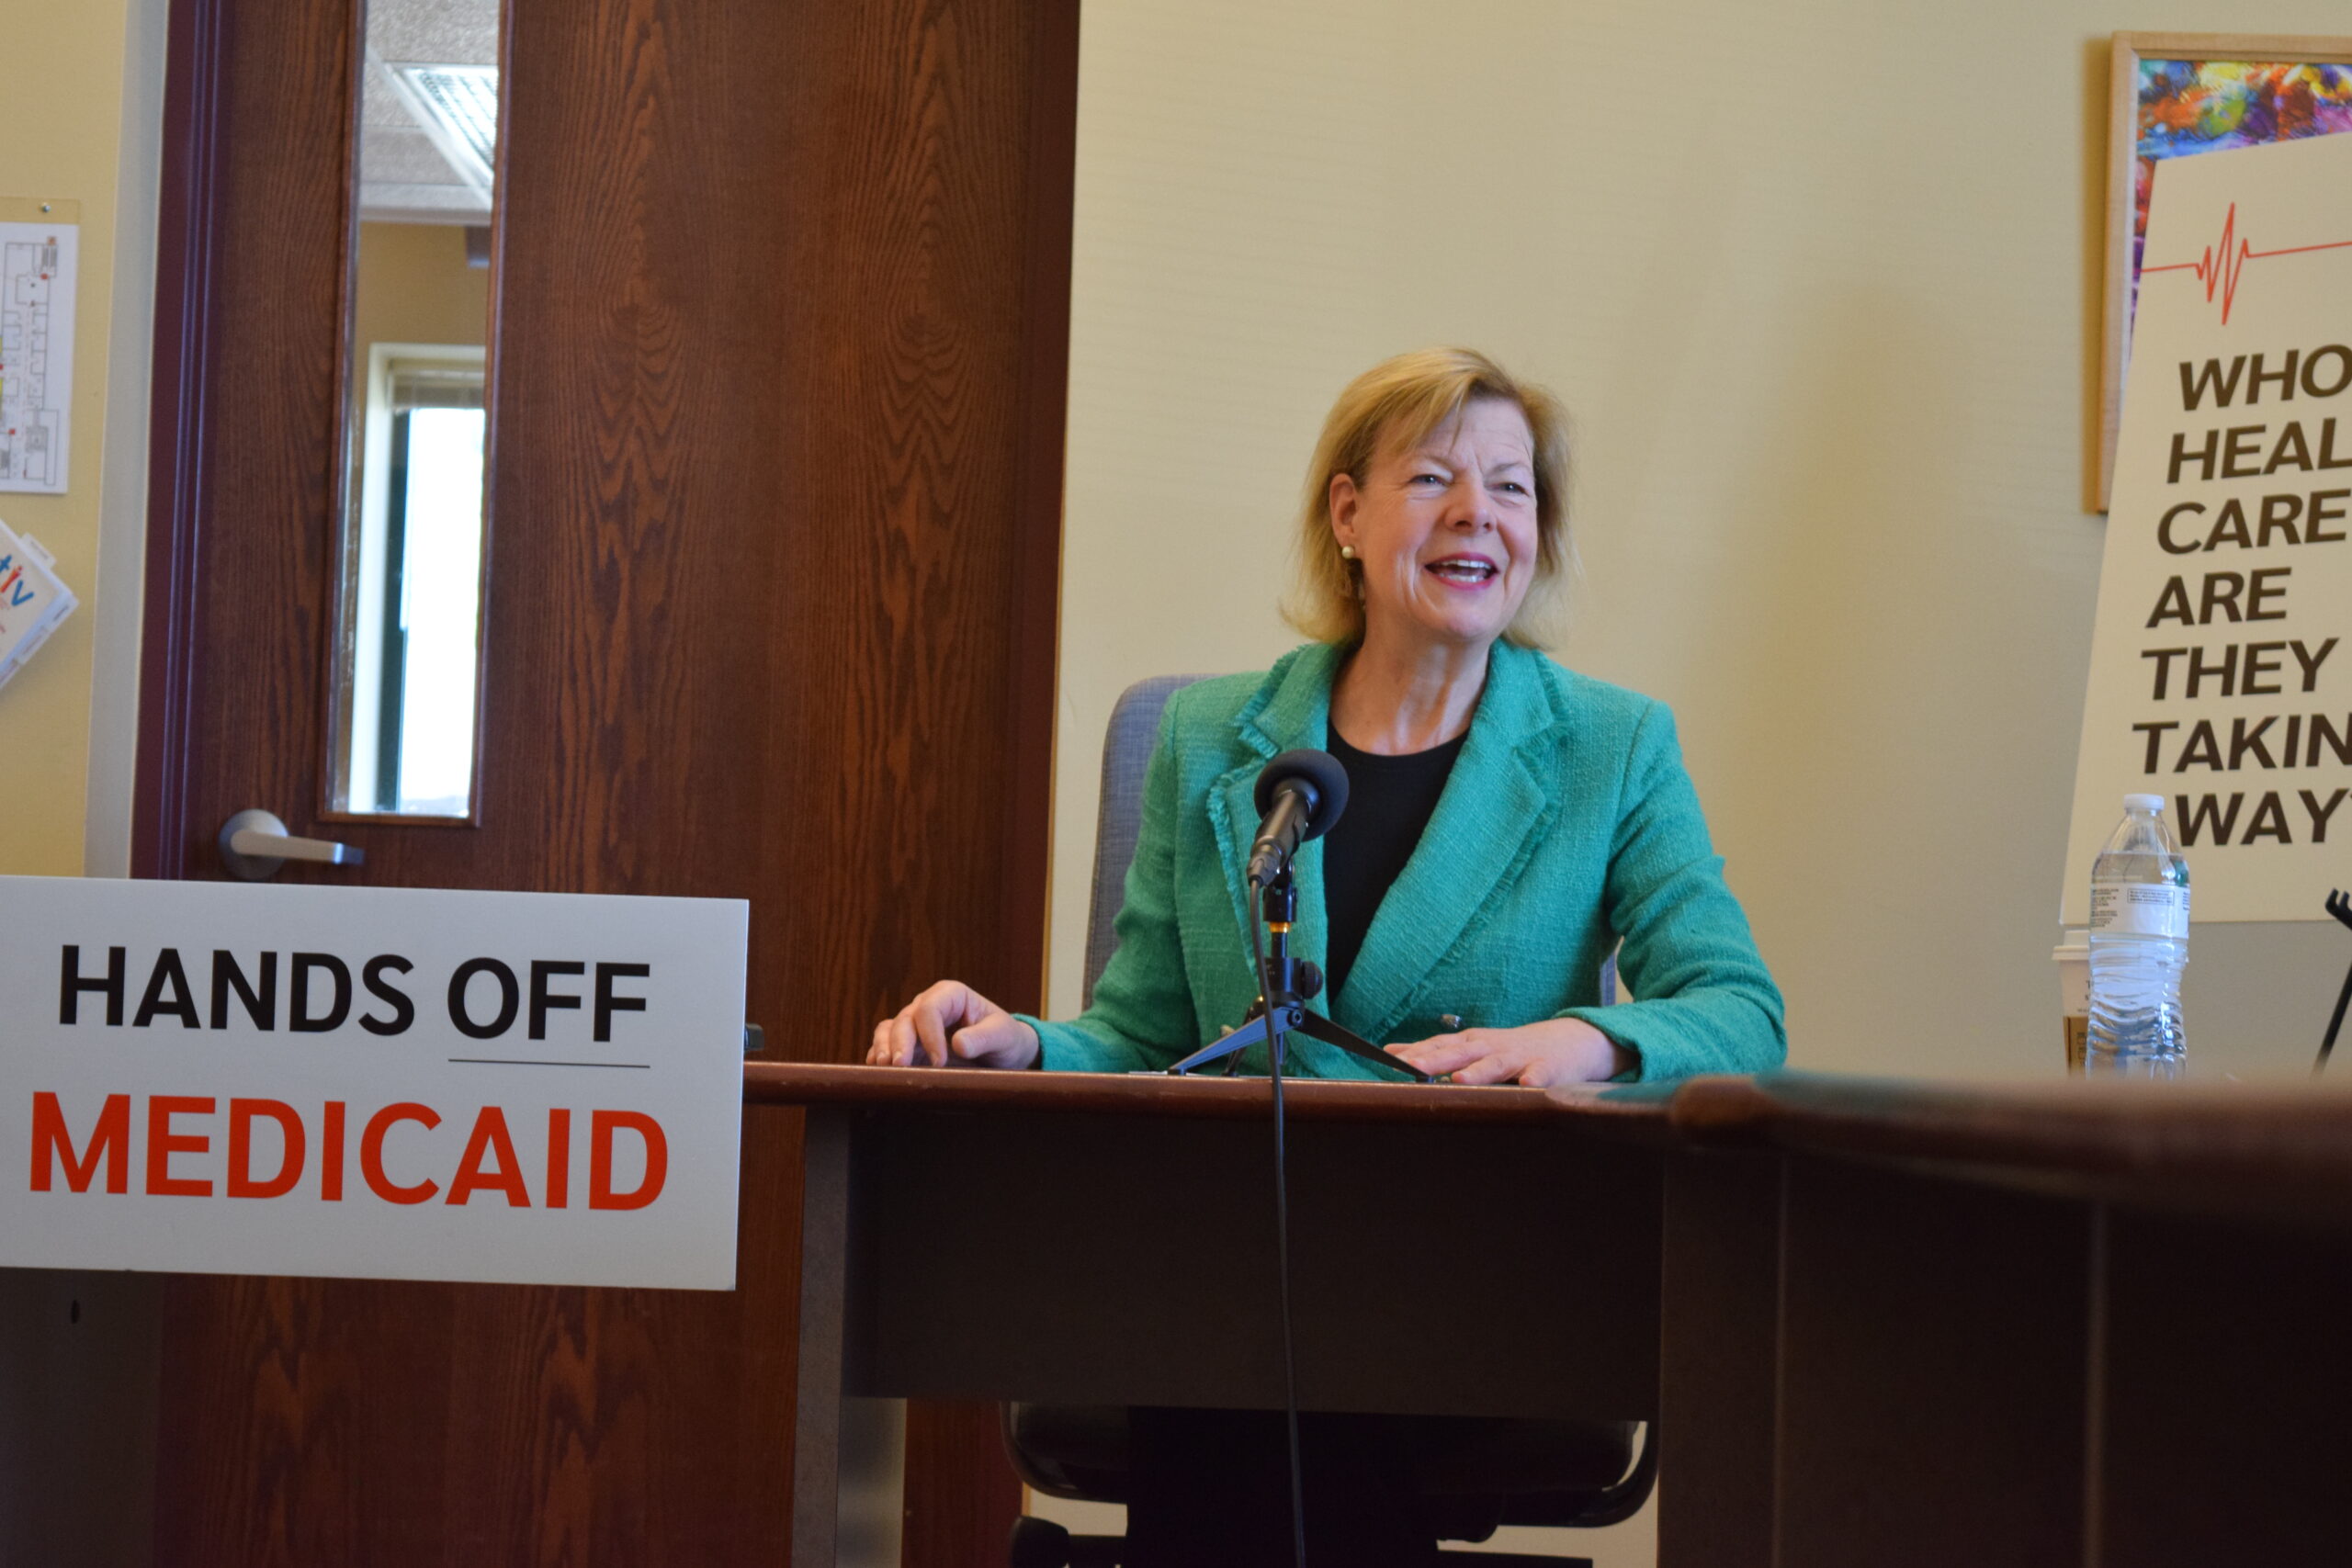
[1009,1517,1124,1568]
[1012,1515,1591,1568]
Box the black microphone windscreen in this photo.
[1254,749,1350,840]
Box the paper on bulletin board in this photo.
[0,516,77,692]
[2064,134,2352,924]
[0,197,78,495]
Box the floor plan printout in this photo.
[0,221,76,494]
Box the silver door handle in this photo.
[219,809,367,881]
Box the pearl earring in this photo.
[1339,545,1357,560]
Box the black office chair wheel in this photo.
[1009,1516,1125,1568]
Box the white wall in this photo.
[1050,0,2352,1087]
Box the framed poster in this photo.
[2096,34,2352,512]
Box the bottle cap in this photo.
[2124,793,2165,812]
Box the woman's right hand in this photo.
[867,980,1042,1069]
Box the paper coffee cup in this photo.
[2053,932,2088,1074]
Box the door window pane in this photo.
[329,0,501,820]
[335,349,485,816]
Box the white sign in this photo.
[0,221,74,493]
[0,876,747,1288]
[2066,133,2352,923]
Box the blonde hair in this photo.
[1283,347,1573,649]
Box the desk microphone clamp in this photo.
[1165,866,1430,1081]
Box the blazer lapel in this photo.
[1336,644,1565,1043]
[1209,762,1267,955]
[1210,644,1340,1016]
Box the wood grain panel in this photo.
[1773,1160,2088,1568]
[746,1060,1675,1125]
[998,0,1080,1006]
[1672,1072,2352,1227]
[840,1111,1660,1420]
[900,1402,1018,1567]
[137,0,352,881]
[760,0,1069,1046]
[156,1276,455,1566]
[2095,1208,2352,1566]
[1657,1151,1781,1568]
[138,0,1072,1557]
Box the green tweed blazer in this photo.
[1019,640,1785,1082]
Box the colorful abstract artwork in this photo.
[2096,38,2352,511]
[2131,61,2352,322]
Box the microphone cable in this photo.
[1250,905,1309,1568]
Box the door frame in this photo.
[131,0,236,881]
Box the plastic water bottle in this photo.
[2086,794,2189,1077]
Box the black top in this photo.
[1320,728,1466,1005]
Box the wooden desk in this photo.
[752,1065,2352,1568]
[1655,1073,2352,1568]
[747,1063,1669,1566]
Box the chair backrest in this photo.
[1082,674,1211,1009]
[1080,671,1619,1010]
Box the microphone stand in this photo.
[1166,865,1430,1081]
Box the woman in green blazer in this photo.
[874,346,1783,1085]
[872,347,1783,1567]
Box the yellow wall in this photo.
[349,220,491,381]
[0,0,138,875]
[343,218,493,554]
[1050,0,2352,1091]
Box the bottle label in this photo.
[2088,882,2189,938]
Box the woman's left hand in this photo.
[1385,1018,1634,1087]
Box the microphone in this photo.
[1247,749,1350,887]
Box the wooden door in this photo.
[136,0,1073,1559]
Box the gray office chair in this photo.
[1006,675,1654,1568]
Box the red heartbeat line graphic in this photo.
[2143,202,2352,325]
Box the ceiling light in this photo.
[383,62,499,194]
